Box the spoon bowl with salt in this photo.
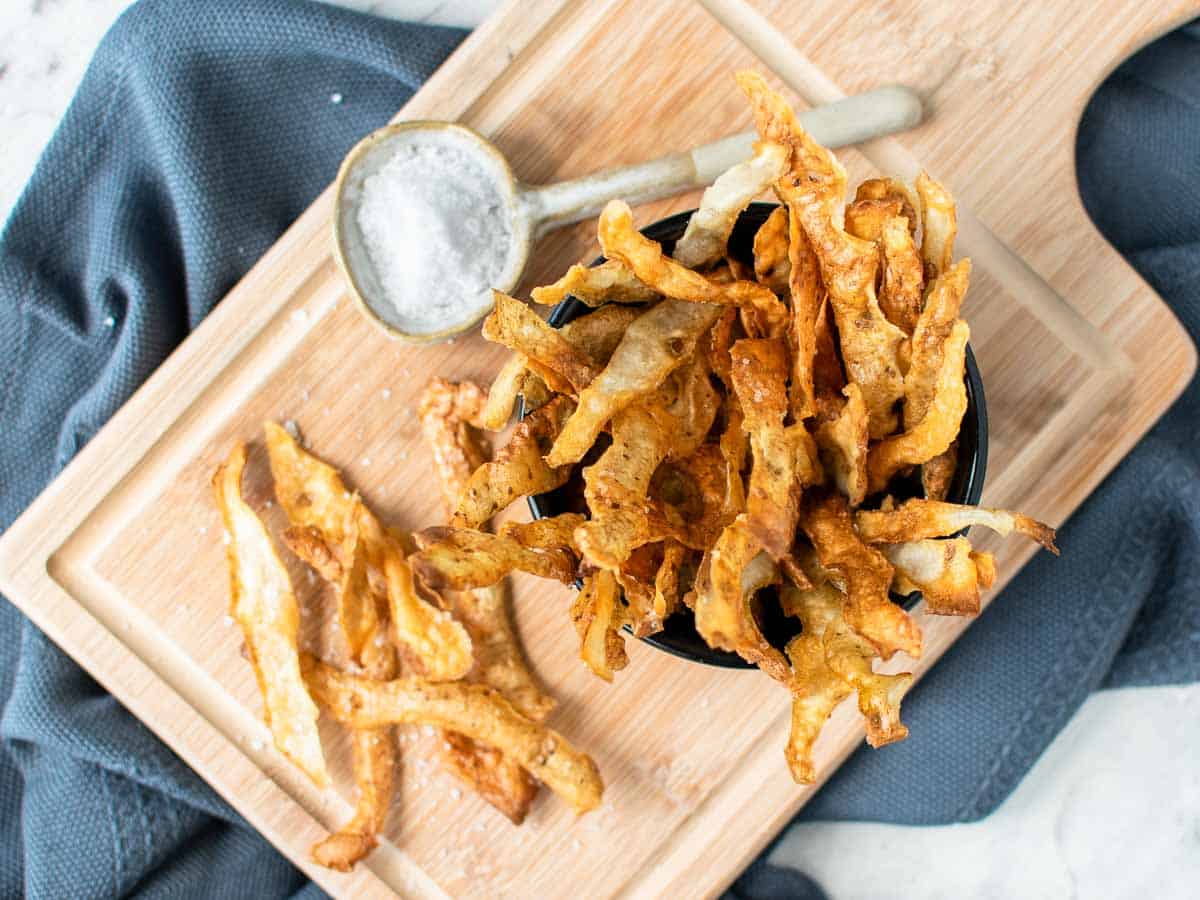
[333,86,922,342]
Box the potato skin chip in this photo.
[418,378,490,511]
[801,490,922,660]
[694,515,790,681]
[480,354,533,432]
[484,291,600,395]
[411,516,582,591]
[452,395,575,530]
[781,581,851,783]
[855,499,1058,553]
[855,178,919,233]
[382,551,473,682]
[903,258,969,496]
[673,140,789,270]
[264,421,382,660]
[441,730,537,824]
[920,446,956,501]
[883,537,991,615]
[500,514,585,554]
[310,625,398,871]
[916,171,957,280]
[868,320,970,494]
[787,211,824,420]
[546,298,723,467]
[615,545,660,637]
[738,71,905,438]
[572,569,628,681]
[730,338,820,560]
[823,617,913,748]
[811,298,847,421]
[575,406,672,570]
[653,540,687,624]
[302,656,603,814]
[814,383,869,507]
[647,443,731,550]
[598,200,788,336]
[879,216,924,336]
[558,304,643,367]
[530,258,658,308]
[845,196,904,243]
[904,260,971,430]
[449,581,555,722]
[753,205,790,295]
[213,443,328,788]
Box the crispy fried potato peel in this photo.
[452,395,575,529]
[856,499,1057,552]
[738,71,905,437]
[302,656,603,813]
[310,625,397,870]
[214,443,328,788]
[802,491,922,660]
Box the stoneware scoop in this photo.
[333,85,922,342]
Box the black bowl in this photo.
[527,202,988,668]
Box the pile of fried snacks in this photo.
[214,414,600,871]
[410,71,1057,784]
[214,71,1057,871]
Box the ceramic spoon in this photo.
[334,85,922,342]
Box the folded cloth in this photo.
[725,18,1200,900]
[0,1,1196,897]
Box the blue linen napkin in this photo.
[0,2,1195,897]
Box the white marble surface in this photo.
[0,0,494,225]
[2,3,1196,898]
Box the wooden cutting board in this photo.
[0,0,1194,897]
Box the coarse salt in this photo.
[351,134,516,335]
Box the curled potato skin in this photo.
[310,626,397,871]
[801,490,923,661]
[855,498,1058,552]
[868,321,970,494]
[452,396,575,530]
[214,442,329,789]
[302,656,604,814]
[420,381,555,824]
[599,199,789,336]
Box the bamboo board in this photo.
[0,1,1195,897]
